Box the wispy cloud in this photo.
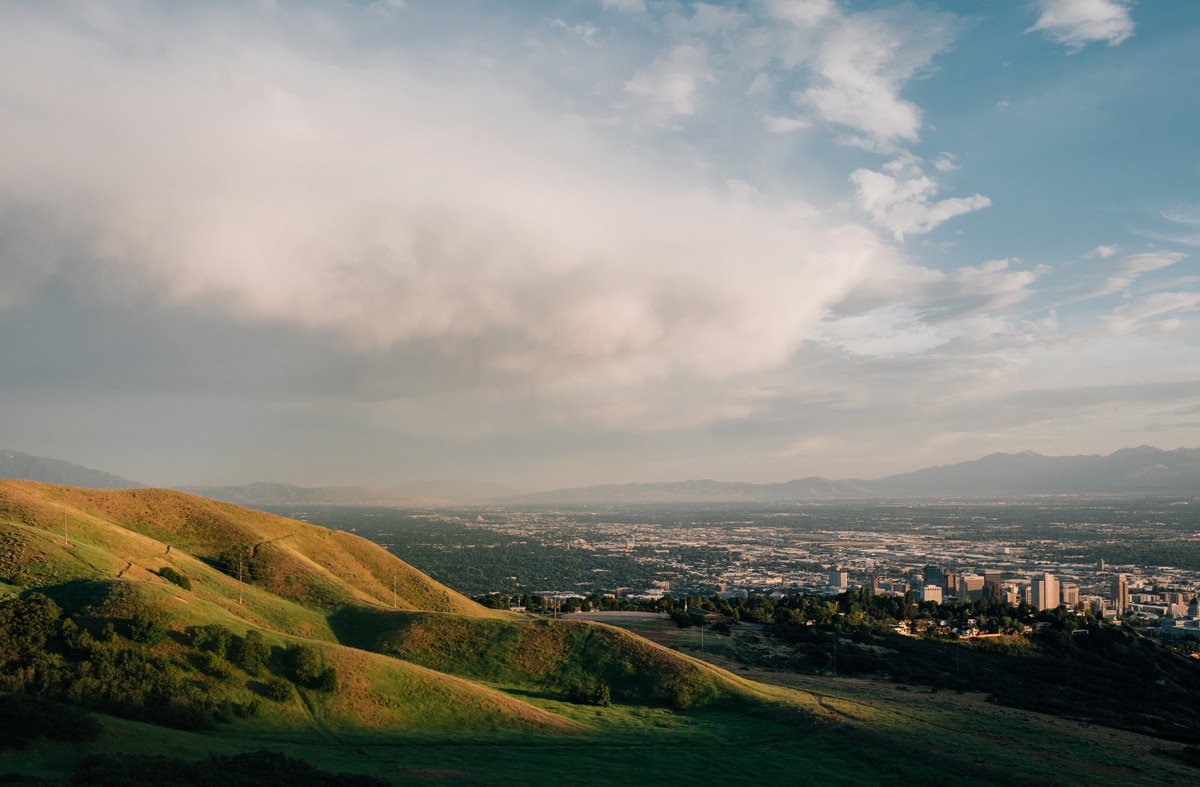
[1102,291,1200,334]
[624,44,711,122]
[1068,251,1185,301]
[763,114,810,133]
[1027,0,1135,53]
[602,0,646,14]
[850,156,990,241]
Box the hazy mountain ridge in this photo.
[3,446,1196,504]
[0,450,144,490]
[506,446,1200,504]
[172,481,416,507]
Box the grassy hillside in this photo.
[0,480,490,615]
[346,610,747,710]
[3,479,1197,785]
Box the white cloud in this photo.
[932,153,959,172]
[850,157,991,241]
[1027,0,1135,53]
[602,0,645,13]
[1118,251,1185,275]
[0,8,908,404]
[551,19,599,45]
[763,0,837,29]
[1087,244,1119,258]
[624,44,711,121]
[785,6,957,152]
[763,115,810,133]
[1102,292,1200,334]
[1070,251,1185,301]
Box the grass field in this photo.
[3,482,1199,785]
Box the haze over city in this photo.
[1,0,1197,490]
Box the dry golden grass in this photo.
[0,480,491,617]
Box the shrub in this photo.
[234,630,270,675]
[566,680,611,707]
[316,666,339,693]
[566,681,590,705]
[263,675,294,702]
[190,624,233,659]
[158,566,191,591]
[287,643,325,686]
[201,651,233,681]
[129,612,166,646]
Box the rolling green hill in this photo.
[1,480,1198,785]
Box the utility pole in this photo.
[392,574,397,609]
[238,553,244,605]
[63,510,69,547]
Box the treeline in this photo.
[0,590,338,731]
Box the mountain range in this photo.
[502,445,1200,503]
[1,446,1197,504]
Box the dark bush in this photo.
[263,675,294,702]
[316,666,338,693]
[158,566,192,591]
[190,624,233,659]
[128,612,166,646]
[234,630,270,675]
[282,643,338,692]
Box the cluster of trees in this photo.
[566,679,611,707]
[0,591,338,731]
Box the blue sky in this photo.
[0,0,1197,489]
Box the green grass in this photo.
[4,481,1199,785]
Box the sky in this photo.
[1,0,1198,491]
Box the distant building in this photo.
[1112,574,1130,616]
[942,570,959,597]
[829,570,848,591]
[961,574,985,602]
[1032,573,1060,612]
[923,565,945,588]
[920,585,943,604]
[1060,583,1079,608]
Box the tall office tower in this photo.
[923,565,944,588]
[1060,583,1079,608]
[942,570,959,597]
[829,570,849,591]
[1112,574,1130,616]
[961,575,985,602]
[1032,572,1060,611]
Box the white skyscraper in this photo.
[1032,572,1060,611]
